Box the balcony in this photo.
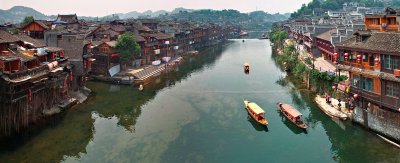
[366,25,381,31]
[350,85,381,104]
[3,65,49,82]
[340,61,378,71]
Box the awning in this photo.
[281,104,302,117]
[248,102,265,114]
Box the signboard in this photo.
[162,57,171,62]
[108,64,120,77]
[154,49,160,54]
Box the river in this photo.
[0,39,399,163]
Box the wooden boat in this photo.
[277,103,307,129]
[244,63,250,73]
[314,95,348,120]
[244,100,268,126]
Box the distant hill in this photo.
[0,6,55,24]
[0,6,289,30]
[291,0,400,18]
[112,8,195,19]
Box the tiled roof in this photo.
[316,29,336,42]
[134,35,146,42]
[105,41,116,47]
[16,34,46,48]
[34,21,50,30]
[110,25,127,32]
[336,32,400,54]
[56,14,78,24]
[154,32,172,40]
[0,30,20,43]
[133,25,152,32]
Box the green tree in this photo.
[10,28,20,34]
[115,32,141,65]
[20,16,34,28]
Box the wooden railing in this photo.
[350,85,381,105]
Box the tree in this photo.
[10,28,20,34]
[115,32,141,65]
[20,16,34,28]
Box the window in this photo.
[361,77,374,92]
[370,18,380,25]
[386,81,399,97]
[394,56,399,69]
[351,75,360,87]
[388,18,397,25]
[385,55,391,69]
[385,55,400,70]
[363,53,368,62]
[100,47,108,53]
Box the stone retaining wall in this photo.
[354,106,400,142]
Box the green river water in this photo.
[0,39,399,163]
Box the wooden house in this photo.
[315,29,337,63]
[91,41,119,75]
[336,31,400,112]
[21,20,51,39]
[365,8,400,32]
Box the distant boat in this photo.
[277,103,307,129]
[239,31,248,36]
[188,50,199,55]
[244,100,268,126]
[243,63,250,74]
[259,33,269,39]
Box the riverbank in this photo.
[91,41,231,87]
[1,39,399,162]
[270,26,400,145]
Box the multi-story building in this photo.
[336,31,400,141]
[0,30,72,135]
[365,7,400,32]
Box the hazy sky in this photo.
[1,0,312,17]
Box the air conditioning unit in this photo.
[394,69,400,77]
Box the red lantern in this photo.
[333,61,337,64]
[357,54,362,59]
[345,56,348,60]
[333,53,338,57]
[353,94,358,98]
[357,58,361,63]
[344,53,348,57]
[374,57,379,67]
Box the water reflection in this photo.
[282,73,400,162]
[278,111,307,135]
[1,40,400,162]
[0,43,229,163]
[247,115,268,132]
